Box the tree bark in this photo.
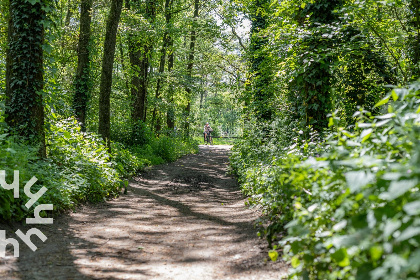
[183,0,199,138]
[410,0,420,79]
[166,34,175,132]
[152,0,173,134]
[73,0,93,131]
[6,0,46,157]
[129,0,156,128]
[98,0,123,147]
[248,0,273,122]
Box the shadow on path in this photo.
[0,145,287,280]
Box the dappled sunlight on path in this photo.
[0,145,287,280]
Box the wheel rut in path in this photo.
[0,145,288,280]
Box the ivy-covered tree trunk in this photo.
[183,0,199,139]
[341,26,396,124]
[290,0,343,132]
[152,0,173,134]
[247,0,273,122]
[5,0,47,157]
[98,0,123,147]
[73,0,93,131]
[410,0,420,79]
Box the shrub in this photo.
[231,83,420,279]
[0,116,199,222]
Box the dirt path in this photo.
[1,145,288,280]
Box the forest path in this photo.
[1,145,288,280]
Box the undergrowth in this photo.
[230,82,420,279]
[0,117,198,222]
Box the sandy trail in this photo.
[0,145,287,280]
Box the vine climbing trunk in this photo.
[183,0,199,139]
[290,0,343,132]
[5,0,47,157]
[410,0,420,79]
[98,0,123,148]
[247,0,273,123]
[73,0,93,131]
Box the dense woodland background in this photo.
[1,0,420,279]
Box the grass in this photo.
[193,136,239,145]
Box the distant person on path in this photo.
[204,122,213,144]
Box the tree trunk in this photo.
[166,34,175,132]
[129,0,156,129]
[152,0,173,134]
[248,0,273,123]
[183,0,199,139]
[410,0,420,79]
[6,0,46,157]
[64,2,74,26]
[290,0,342,132]
[98,0,123,147]
[73,0,93,131]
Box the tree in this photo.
[98,0,123,147]
[290,0,343,132]
[128,0,156,127]
[152,0,173,134]
[5,0,48,157]
[183,0,199,138]
[247,0,273,122]
[166,28,176,132]
[409,0,420,79]
[73,0,93,131]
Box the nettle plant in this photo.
[279,82,420,279]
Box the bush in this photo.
[112,142,150,177]
[0,115,199,222]
[47,118,122,202]
[231,83,420,279]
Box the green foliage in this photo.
[46,118,122,202]
[129,135,199,165]
[231,83,420,279]
[112,142,149,178]
[0,116,198,222]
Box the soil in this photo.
[0,145,288,280]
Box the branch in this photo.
[230,26,246,51]
[357,11,408,82]
[213,10,247,51]
[170,3,194,15]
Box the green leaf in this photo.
[291,255,300,268]
[26,0,41,4]
[375,113,395,120]
[63,131,71,139]
[331,248,350,267]
[383,220,402,239]
[375,119,391,127]
[360,128,373,142]
[374,95,391,108]
[403,201,420,216]
[396,226,420,242]
[268,250,278,262]
[370,245,383,261]
[391,90,398,101]
[345,171,375,193]
[379,179,418,200]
